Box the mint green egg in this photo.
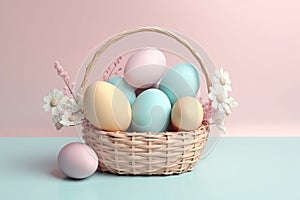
[131,89,171,133]
[159,63,200,105]
[107,76,136,105]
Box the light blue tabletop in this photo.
[1,137,299,200]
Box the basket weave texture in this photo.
[83,121,209,175]
[80,27,212,175]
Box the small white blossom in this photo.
[66,97,83,113]
[60,94,84,127]
[60,110,84,126]
[60,111,74,126]
[44,88,84,128]
[43,89,68,115]
[212,68,232,91]
[209,85,230,113]
[209,68,239,115]
[208,67,239,133]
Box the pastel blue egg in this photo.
[159,63,200,105]
[131,89,171,132]
[107,76,136,105]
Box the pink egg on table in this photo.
[57,142,98,179]
[124,48,168,88]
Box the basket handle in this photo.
[80,27,212,91]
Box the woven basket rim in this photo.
[82,120,210,135]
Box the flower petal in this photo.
[208,93,214,100]
[52,88,58,96]
[218,104,225,113]
[212,101,218,109]
[43,95,51,102]
[215,69,220,77]
[224,71,229,79]
[212,76,219,84]
[217,124,226,133]
[220,68,224,75]
[43,104,50,112]
[223,102,230,112]
[225,85,232,92]
[50,107,57,115]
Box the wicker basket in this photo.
[80,27,212,175]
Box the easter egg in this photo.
[124,48,168,88]
[159,63,200,105]
[83,81,132,131]
[171,97,204,131]
[131,89,171,132]
[107,76,136,105]
[57,142,98,179]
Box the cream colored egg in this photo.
[171,97,204,131]
[84,81,132,131]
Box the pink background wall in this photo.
[1,0,299,137]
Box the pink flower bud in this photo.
[57,66,64,73]
[63,72,68,77]
[55,62,64,71]
[54,61,60,69]
[59,71,68,77]
[65,76,70,82]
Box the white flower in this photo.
[64,88,84,112]
[60,111,74,126]
[212,68,232,91]
[209,68,239,115]
[60,93,84,127]
[60,110,84,126]
[45,88,84,128]
[213,111,226,133]
[208,67,239,133]
[43,89,68,115]
[209,85,230,113]
[65,96,83,113]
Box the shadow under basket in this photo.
[82,121,209,175]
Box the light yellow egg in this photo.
[83,81,132,131]
[171,97,204,131]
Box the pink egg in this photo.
[57,142,98,179]
[124,48,168,88]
